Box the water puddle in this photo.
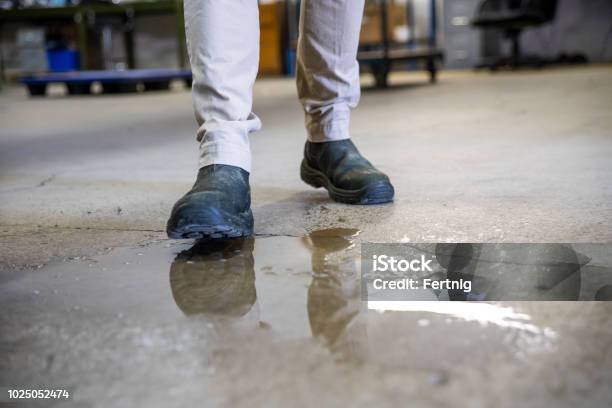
[1,228,570,403]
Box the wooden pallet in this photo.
[21,69,193,97]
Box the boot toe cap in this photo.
[166,192,253,239]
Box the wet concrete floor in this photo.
[2,228,611,407]
[2,67,612,406]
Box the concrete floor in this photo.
[1,66,612,407]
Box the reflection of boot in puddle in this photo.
[170,238,256,318]
[304,229,363,353]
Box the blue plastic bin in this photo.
[47,49,80,72]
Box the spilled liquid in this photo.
[169,228,364,346]
[2,228,595,406]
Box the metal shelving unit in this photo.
[285,0,444,88]
[0,0,187,79]
[357,0,444,87]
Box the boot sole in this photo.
[167,207,253,240]
[300,159,394,205]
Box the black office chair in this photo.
[472,0,558,70]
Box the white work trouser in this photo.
[184,0,365,172]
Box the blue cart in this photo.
[21,68,192,97]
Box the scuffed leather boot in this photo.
[167,165,253,239]
[300,140,394,205]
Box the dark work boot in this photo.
[166,165,253,239]
[300,140,394,205]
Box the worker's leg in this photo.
[296,0,394,205]
[296,0,363,142]
[186,0,261,172]
[167,0,259,239]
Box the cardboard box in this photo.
[16,28,48,73]
[360,0,411,45]
[259,2,285,76]
[16,28,46,48]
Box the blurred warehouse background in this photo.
[1,0,611,91]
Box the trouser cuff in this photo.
[199,144,251,173]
